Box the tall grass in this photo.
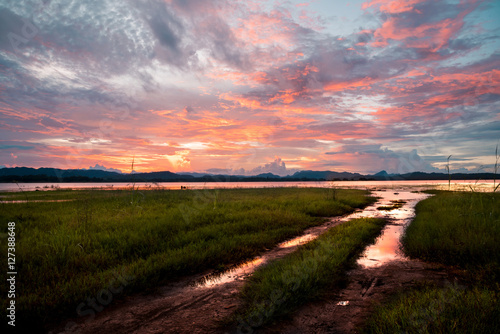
[235,217,387,331]
[0,187,375,331]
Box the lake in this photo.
[0,179,496,192]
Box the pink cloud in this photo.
[362,0,426,14]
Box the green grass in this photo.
[0,187,375,330]
[235,217,387,331]
[402,191,500,272]
[362,283,500,334]
[363,191,500,334]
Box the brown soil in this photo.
[51,276,246,334]
[50,249,460,334]
[254,259,462,334]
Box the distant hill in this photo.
[0,167,194,182]
[0,167,123,182]
[253,173,281,179]
[289,170,364,180]
[0,167,497,182]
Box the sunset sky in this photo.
[1,0,499,175]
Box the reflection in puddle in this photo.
[279,234,315,248]
[357,191,430,268]
[191,231,325,289]
[191,258,264,288]
[191,190,430,288]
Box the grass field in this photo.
[235,217,387,331]
[363,191,500,333]
[363,282,499,334]
[0,187,375,330]
[402,191,500,271]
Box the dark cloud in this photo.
[149,13,180,51]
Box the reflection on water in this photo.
[0,180,496,192]
[191,258,264,288]
[279,234,315,248]
[356,191,430,268]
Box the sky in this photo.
[0,0,499,175]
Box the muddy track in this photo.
[50,190,452,334]
[50,216,353,334]
[256,260,461,334]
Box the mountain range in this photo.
[0,167,497,182]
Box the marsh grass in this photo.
[362,282,500,334]
[234,217,387,330]
[0,187,374,330]
[362,191,500,333]
[402,191,500,272]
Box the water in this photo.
[0,180,495,192]
[356,190,430,267]
[190,189,429,288]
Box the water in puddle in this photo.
[190,190,430,288]
[279,234,315,248]
[356,191,430,267]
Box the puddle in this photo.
[190,227,334,289]
[356,191,430,268]
[0,199,74,203]
[190,258,264,288]
[279,234,315,248]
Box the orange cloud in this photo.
[324,77,374,92]
[363,0,426,14]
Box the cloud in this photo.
[323,142,444,174]
[0,0,498,174]
[85,163,123,173]
[249,157,289,176]
[203,158,295,176]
